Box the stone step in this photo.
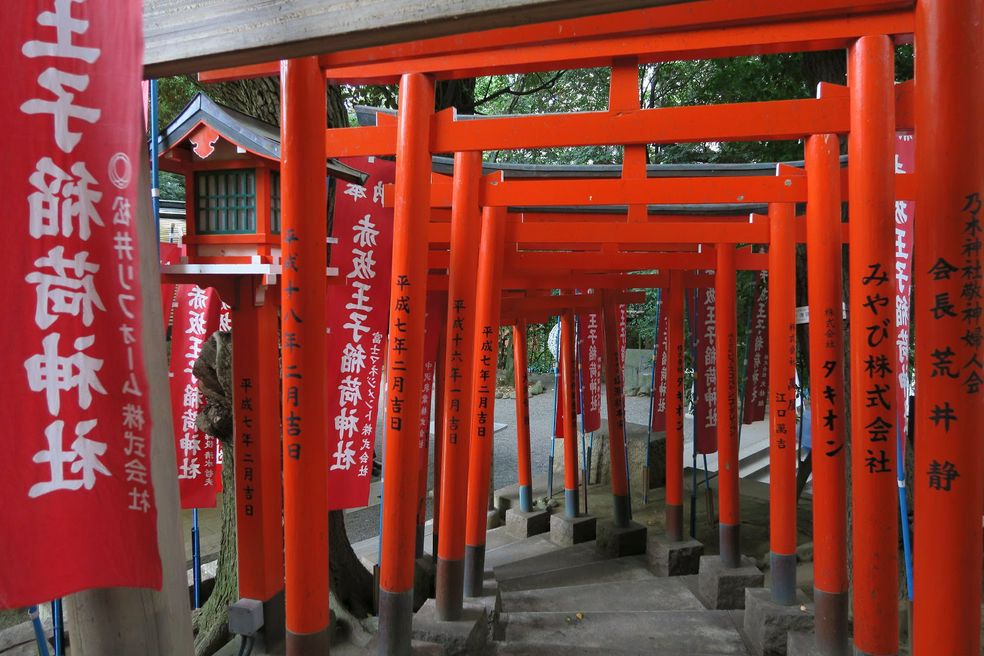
[492,642,649,656]
[492,540,607,582]
[496,555,653,594]
[498,610,750,655]
[499,577,706,614]
[484,535,560,572]
[485,525,524,552]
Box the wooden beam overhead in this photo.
[144,0,692,78]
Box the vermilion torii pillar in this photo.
[601,288,631,527]
[664,270,685,541]
[512,321,535,513]
[279,56,329,654]
[463,206,508,597]
[435,151,482,620]
[714,244,740,568]
[231,276,285,645]
[805,133,849,655]
[378,72,435,655]
[848,36,898,656]
[559,308,581,518]
[767,201,798,605]
[913,0,983,652]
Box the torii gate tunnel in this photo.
[197,2,981,655]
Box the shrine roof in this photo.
[157,93,367,183]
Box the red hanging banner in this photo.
[326,156,395,509]
[650,298,669,432]
[0,1,160,607]
[576,296,603,434]
[169,285,221,509]
[894,132,914,447]
[416,292,446,526]
[742,272,770,424]
[694,281,718,454]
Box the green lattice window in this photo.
[270,171,281,234]
[195,169,257,234]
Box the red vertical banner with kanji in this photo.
[576,294,602,434]
[743,272,769,424]
[0,1,160,607]
[416,292,445,524]
[326,156,395,509]
[169,285,221,509]
[215,301,230,490]
[650,298,669,432]
[894,133,914,446]
[694,281,718,453]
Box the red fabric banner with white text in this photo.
[742,272,769,424]
[694,282,718,453]
[894,132,914,448]
[576,297,603,434]
[650,296,669,432]
[326,157,396,509]
[0,1,160,607]
[169,285,221,509]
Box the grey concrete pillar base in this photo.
[435,557,464,621]
[596,519,648,557]
[719,522,741,569]
[414,556,437,608]
[742,587,814,656]
[286,627,330,655]
[564,488,579,519]
[377,588,414,656]
[518,484,533,513]
[646,533,703,577]
[259,589,286,652]
[665,503,684,542]
[462,544,486,598]
[504,507,551,539]
[696,554,764,609]
[549,513,596,546]
[770,552,798,606]
[812,589,849,656]
[412,598,488,656]
[486,509,503,529]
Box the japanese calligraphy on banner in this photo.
[743,272,769,424]
[169,285,221,509]
[694,281,718,454]
[326,156,395,509]
[894,133,914,444]
[650,298,669,433]
[0,1,160,607]
[416,292,446,524]
[575,294,602,434]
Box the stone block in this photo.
[596,520,648,557]
[743,588,814,656]
[549,514,597,546]
[785,630,824,656]
[414,556,437,608]
[552,423,665,491]
[647,534,703,576]
[505,508,551,539]
[696,554,764,609]
[412,598,487,656]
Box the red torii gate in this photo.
[200,2,980,655]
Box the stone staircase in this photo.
[399,524,765,656]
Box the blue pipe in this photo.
[897,428,914,599]
[51,599,63,656]
[29,607,50,656]
[149,79,161,254]
[192,508,202,609]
